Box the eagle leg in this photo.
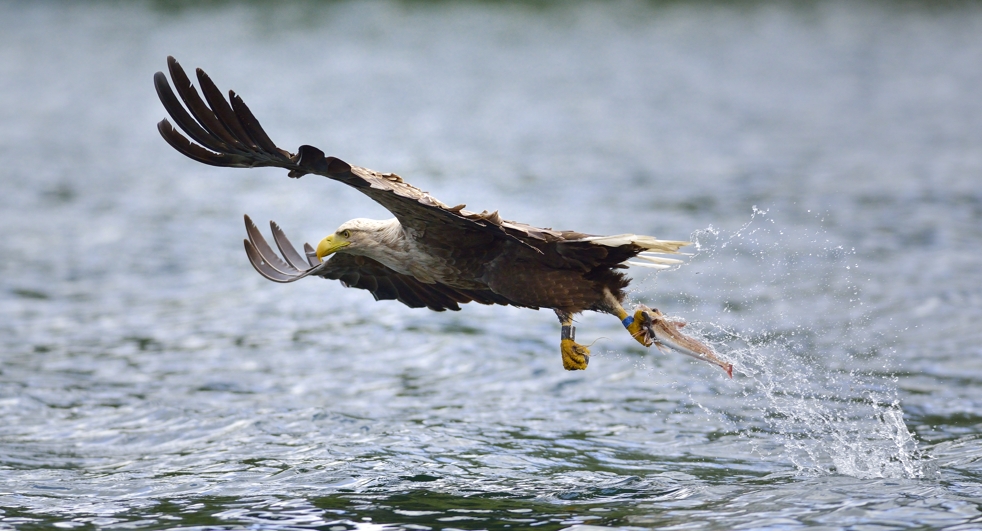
[598,289,653,347]
[555,310,590,370]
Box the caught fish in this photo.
[630,305,733,377]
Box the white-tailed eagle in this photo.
[154,56,731,376]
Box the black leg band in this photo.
[561,325,574,340]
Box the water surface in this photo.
[1,1,981,529]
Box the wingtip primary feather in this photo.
[270,220,311,271]
[244,239,295,283]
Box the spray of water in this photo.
[677,207,926,479]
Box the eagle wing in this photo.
[154,56,551,257]
[242,215,518,311]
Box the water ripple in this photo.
[2,0,982,529]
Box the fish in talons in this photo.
[629,305,733,377]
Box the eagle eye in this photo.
[341,229,351,238]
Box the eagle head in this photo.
[316,218,398,262]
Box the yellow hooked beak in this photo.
[315,234,350,262]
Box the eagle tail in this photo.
[625,253,687,270]
[574,234,690,253]
[568,234,691,270]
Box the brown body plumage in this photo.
[155,56,733,376]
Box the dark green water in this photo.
[1,1,981,529]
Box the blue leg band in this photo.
[621,316,634,328]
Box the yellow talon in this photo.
[626,308,654,347]
[627,310,654,347]
[561,338,590,370]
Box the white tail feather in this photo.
[626,261,671,270]
[576,234,690,253]
[635,254,685,265]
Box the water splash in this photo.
[682,207,926,479]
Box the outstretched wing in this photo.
[242,216,520,311]
[154,56,544,257]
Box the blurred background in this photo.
[1,0,981,529]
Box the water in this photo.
[1,0,981,529]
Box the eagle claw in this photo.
[561,339,590,370]
[627,307,656,347]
